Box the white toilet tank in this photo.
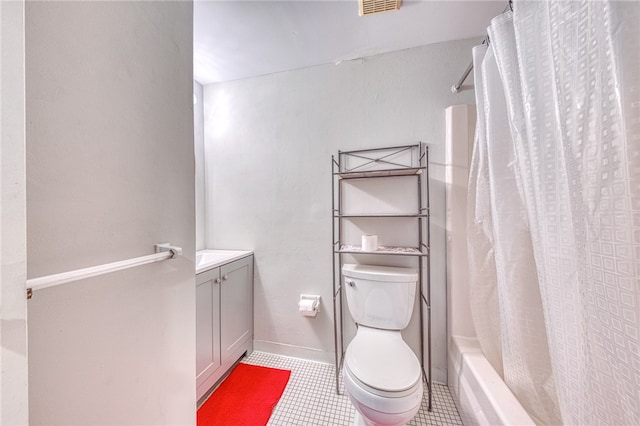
[342,264,418,330]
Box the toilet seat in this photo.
[344,362,421,399]
[343,360,423,417]
[344,326,422,398]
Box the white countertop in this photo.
[196,249,253,274]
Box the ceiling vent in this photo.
[359,0,402,16]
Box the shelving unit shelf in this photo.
[331,143,432,411]
[334,167,424,179]
[335,214,429,218]
[337,245,426,256]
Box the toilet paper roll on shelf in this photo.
[362,235,378,252]
[299,294,320,317]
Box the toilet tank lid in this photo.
[342,264,418,283]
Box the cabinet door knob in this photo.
[222,275,228,281]
[347,280,355,287]
[215,278,221,284]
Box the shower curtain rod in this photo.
[451,1,512,94]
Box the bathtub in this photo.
[448,336,536,426]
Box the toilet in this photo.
[342,264,423,426]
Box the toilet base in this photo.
[343,364,422,426]
[352,410,413,426]
[349,402,419,426]
[353,410,368,426]
[346,383,421,426]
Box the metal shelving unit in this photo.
[331,143,432,411]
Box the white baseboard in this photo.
[254,339,334,364]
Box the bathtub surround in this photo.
[202,38,479,383]
[444,105,475,340]
[0,0,28,423]
[26,2,196,424]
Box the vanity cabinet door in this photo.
[196,267,221,397]
[220,255,253,366]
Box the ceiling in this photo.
[193,0,506,85]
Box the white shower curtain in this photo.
[468,1,640,425]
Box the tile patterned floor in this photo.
[242,351,464,426]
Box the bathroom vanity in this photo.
[195,250,254,402]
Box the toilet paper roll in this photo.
[361,235,378,252]
[298,299,318,317]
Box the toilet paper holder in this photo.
[298,294,321,317]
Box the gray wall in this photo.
[26,2,196,424]
[203,38,478,383]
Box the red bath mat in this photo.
[197,363,291,426]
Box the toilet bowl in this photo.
[343,327,423,426]
[341,264,423,426]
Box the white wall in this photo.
[203,38,479,382]
[26,2,195,424]
[195,81,206,251]
[0,1,29,424]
